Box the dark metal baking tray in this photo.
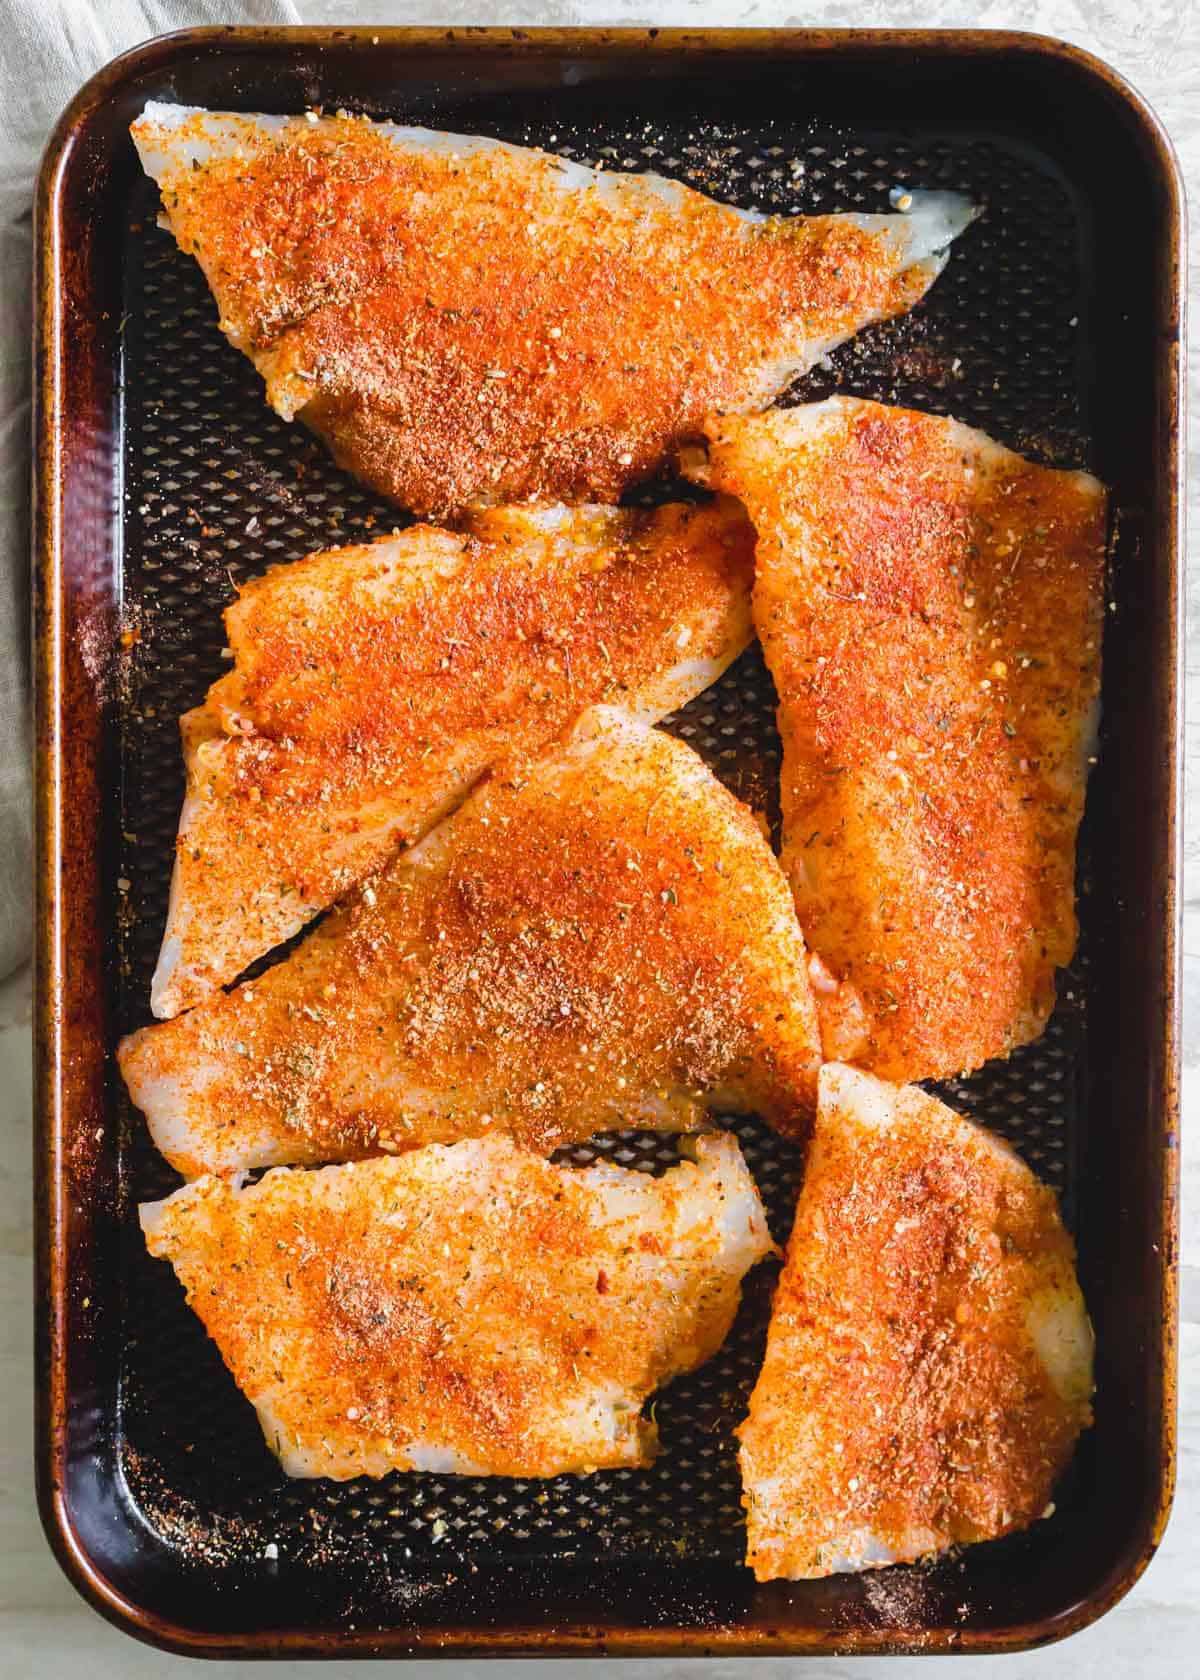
[33,25,1183,1658]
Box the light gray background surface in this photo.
[3,2,1196,1673]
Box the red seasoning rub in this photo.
[739,1064,1094,1580]
[140,1131,773,1480]
[691,397,1107,1083]
[149,497,754,1018]
[120,712,823,1180]
[131,103,974,517]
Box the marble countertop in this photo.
[3,1,1195,1674]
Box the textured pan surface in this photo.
[113,111,1091,1574]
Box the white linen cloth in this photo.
[0,0,298,978]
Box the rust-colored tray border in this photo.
[33,25,1183,1658]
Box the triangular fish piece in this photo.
[141,1130,773,1479]
[120,711,823,1178]
[738,1063,1094,1580]
[150,497,754,1018]
[132,103,974,516]
[690,397,1106,1082]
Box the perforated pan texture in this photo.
[114,113,1092,1573]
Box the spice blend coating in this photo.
[132,104,972,516]
[693,398,1106,1082]
[120,713,823,1178]
[150,498,754,1017]
[738,1064,1094,1580]
[140,1131,774,1478]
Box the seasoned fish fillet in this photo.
[131,102,974,517]
[120,711,823,1178]
[739,1064,1093,1580]
[691,398,1106,1082]
[151,498,754,1018]
[140,1130,773,1479]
